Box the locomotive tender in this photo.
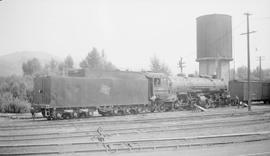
[33,70,227,120]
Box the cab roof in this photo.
[144,72,168,78]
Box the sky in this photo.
[0,0,269,75]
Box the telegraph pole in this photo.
[241,13,256,111]
[246,13,251,111]
[178,57,185,73]
[257,56,264,81]
[259,56,262,81]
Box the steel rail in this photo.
[1,131,270,155]
[0,117,269,144]
[1,109,269,130]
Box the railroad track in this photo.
[1,131,270,155]
[1,108,270,155]
[1,111,269,136]
[1,117,269,145]
[1,109,269,130]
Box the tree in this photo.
[86,48,101,69]
[49,59,58,71]
[64,55,74,69]
[80,47,117,71]
[235,66,268,80]
[42,59,66,76]
[150,56,161,72]
[0,76,32,113]
[22,58,42,76]
[79,60,88,69]
[57,62,65,75]
[251,66,261,79]
[80,48,101,69]
[58,62,64,71]
[42,58,59,75]
[263,68,270,80]
[103,61,117,71]
[150,56,171,75]
[230,68,236,80]
[236,66,247,80]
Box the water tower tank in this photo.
[196,14,233,84]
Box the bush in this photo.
[0,75,33,113]
[0,95,31,113]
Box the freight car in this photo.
[33,71,228,120]
[229,80,270,103]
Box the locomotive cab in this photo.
[145,73,170,101]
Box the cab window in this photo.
[154,78,161,86]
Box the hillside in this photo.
[0,51,61,77]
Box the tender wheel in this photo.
[117,110,125,116]
[159,104,166,112]
[80,112,86,118]
[62,113,70,119]
[129,109,137,114]
[138,107,144,113]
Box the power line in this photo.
[252,16,270,20]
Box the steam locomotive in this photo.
[32,70,228,120]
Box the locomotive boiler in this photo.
[33,70,228,120]
[147,73,227,111]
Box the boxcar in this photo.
[262,81,270,102]
[229,80,270,103]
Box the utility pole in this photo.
[241,13,256,111]
[257,56,264,81]
[178,57,185,73]
[233,58,236,80]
